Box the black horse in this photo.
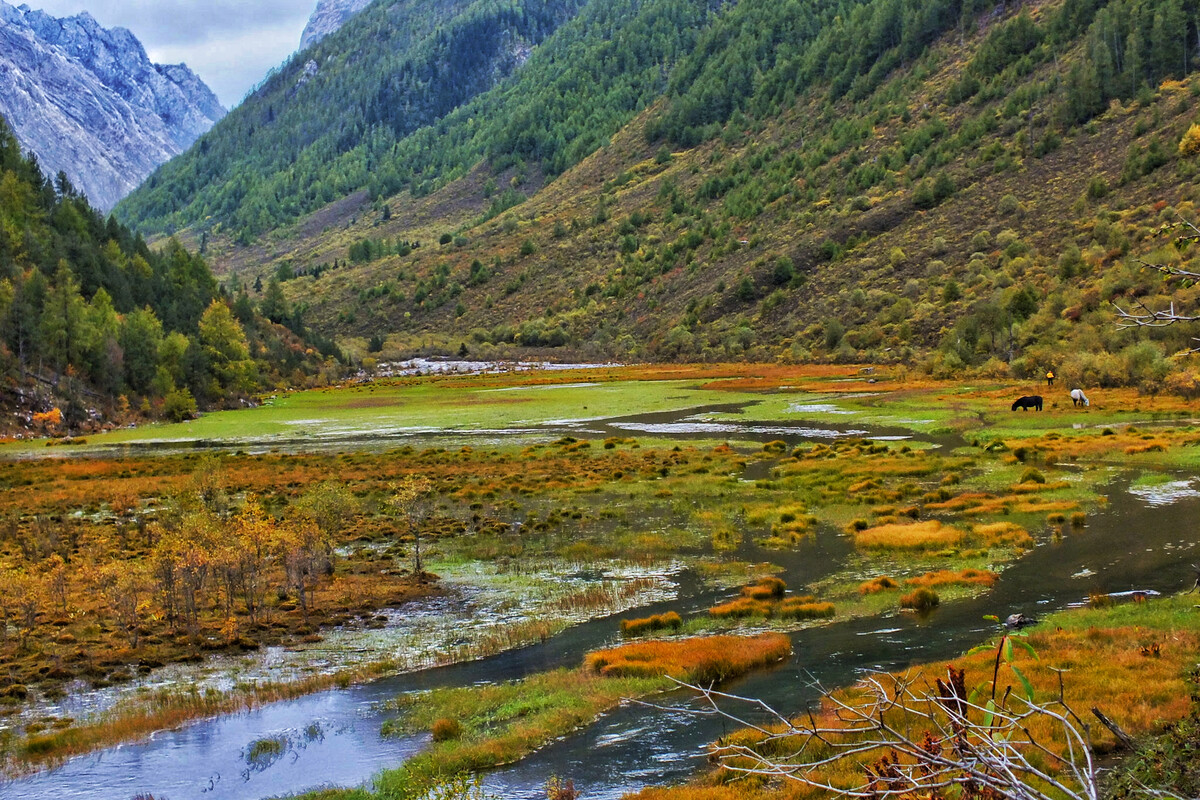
[1011,395,1043,411]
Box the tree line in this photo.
[0,118,343,427]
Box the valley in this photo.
[2,0,1200,798]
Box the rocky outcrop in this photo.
[0,1,224,211]
[300,0,373,50]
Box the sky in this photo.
[23,0,317,108]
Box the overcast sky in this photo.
[24,1,316,108]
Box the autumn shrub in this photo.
[162,388,198,422]
[1180,123,1200,157]
[1165,368,1200,399]
[899,587,940,612]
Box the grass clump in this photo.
[709,597,773,618]
[1019,467,1046,484]
[741,576,787,600]
[905,569,997,590]
[620,611,683,637]
[778,599,835,620]
[853,520,962,551]
[899,587,940,613]
[585,634,791,683]
[430,717,463,742]
[858,576,899,594]
[971,522,1033,548]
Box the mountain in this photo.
[300,0,374,50]
[117,0,1200,391]
[0,1,225,211]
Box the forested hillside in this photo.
[120,0,1200,392]
[0,118,344,435]
[117,0,720,240]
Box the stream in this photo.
[3,411,1198,800]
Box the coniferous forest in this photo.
[0,119,343,433]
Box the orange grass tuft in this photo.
[620,611,683,637]
[709,597,774,618]
[970,521,1033,548]
[741,576,787,600]
[778,599,835,620]
[585,634,791,684]
[852,520,962,550]
[858,576,899,594]
[905,569,998,590]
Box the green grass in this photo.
[1,377,775,453]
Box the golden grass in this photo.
[970,521,1033,548]
[620,611,683,637]
[709,597,775,618]
[585,634,792,684]
[741,577,787,600]
[904,568,998,590]
[852,520,962,550]
[898,587,940,612]
[778,600,835,620]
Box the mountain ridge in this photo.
[300,0,374,50]
[0,0,224,211]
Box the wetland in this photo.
[0,364,1197,799]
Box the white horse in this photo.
[1069,388,1089,407]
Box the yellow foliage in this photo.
[1180,123,1200,157]
[31,407,63,431]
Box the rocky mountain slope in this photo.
[300,0,374,50]
[0,1,224,211]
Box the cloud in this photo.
[21,1,315,107]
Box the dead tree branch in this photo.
[642,668,1105,800]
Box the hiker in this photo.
[1045,369,1054,388]
[1070,388,1089,407]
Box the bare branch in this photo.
[649,668,1109,800]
